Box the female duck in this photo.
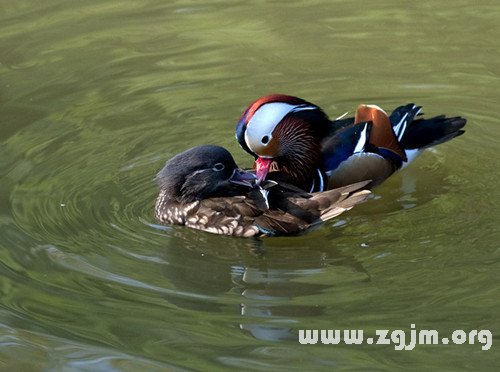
[155,145,370,237]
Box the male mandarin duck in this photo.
[235,94,466,191]
[155,145,370,237]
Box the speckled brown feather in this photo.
[156,181,371,237]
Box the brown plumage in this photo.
[270,116,322,190]
[157,180,370,237]
[155,145,371,237]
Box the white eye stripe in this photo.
[190,169,206,176]
[248,103,316,133]
[245,102,317,151]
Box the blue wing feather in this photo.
[322,122,372,172]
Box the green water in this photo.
[1,0,499,370]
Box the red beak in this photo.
[255,157,273,184]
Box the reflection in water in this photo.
[235,248,370,342]
[236,265,325,342]
[156,229,370,342]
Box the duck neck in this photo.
[273,118,323,191]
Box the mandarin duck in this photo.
[155,145,371,237]
[235,94,466,191]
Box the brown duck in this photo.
[155,145,370,237]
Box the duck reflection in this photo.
[157,226,370,341]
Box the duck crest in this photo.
[236,94,330,159]
[240,94,310,125]
[237,95,466,191]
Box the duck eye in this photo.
[261,135,269,144]
[213,163,225,171]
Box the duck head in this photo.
[235,94,331,188]
[156,145,255,204]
